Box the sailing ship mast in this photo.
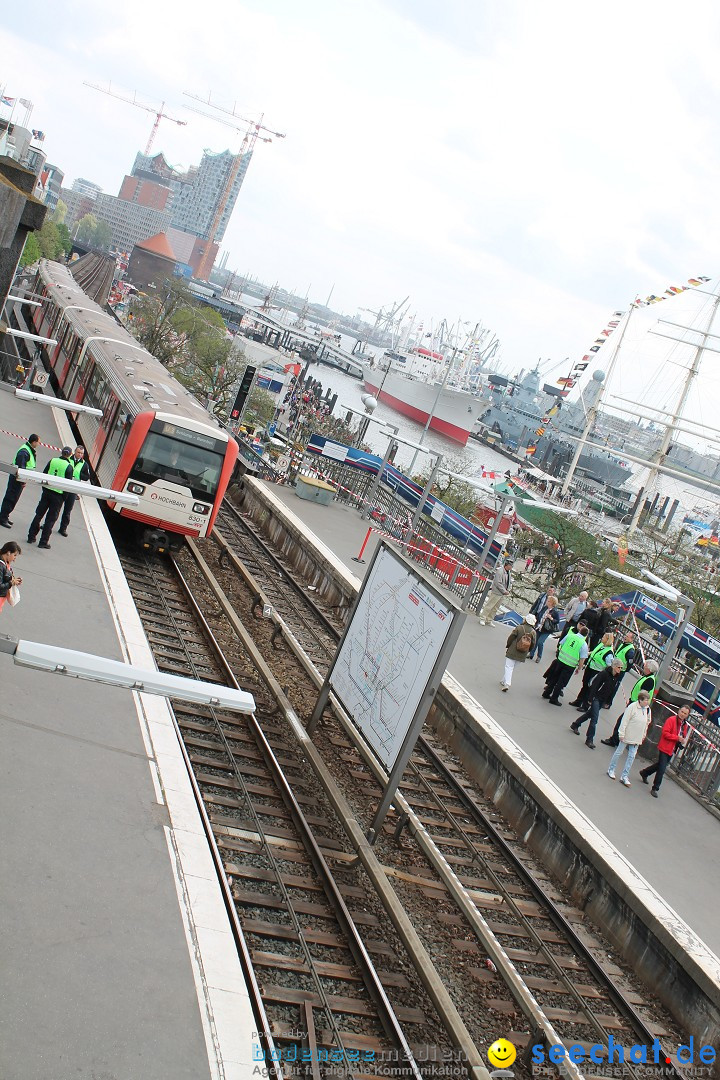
[627,288,720,534]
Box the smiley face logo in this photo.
[487,1039,517,1069]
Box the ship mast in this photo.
[627,289,720,534]
[559,307,634,496]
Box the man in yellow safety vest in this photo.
[27,447,73,550]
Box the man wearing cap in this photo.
[0,434,40,528]
[27,447,73,550]
[480,558,513,626]
[502,614,537,691]
[58,445,90,537]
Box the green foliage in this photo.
[244,385,276,428]
[74,214,112,250]
[56,223,72,255]
[37,221,65,260]
[19,231,41,267]
[51,200,67,225]
[129,279,194,367]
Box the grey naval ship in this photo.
[474,365,632,487]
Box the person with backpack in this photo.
[501,614,537,692]
[527,595,560,661]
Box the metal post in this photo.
[361,435,397,521]
[656,594,695,687]
[410,455,442,532]
[461,495,510,612]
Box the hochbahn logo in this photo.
[149,492,185,508]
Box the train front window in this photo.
[134,430,225,501]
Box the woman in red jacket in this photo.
[639,705,691,798]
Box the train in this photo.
[24,259,238,551]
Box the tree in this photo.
[52,200,67,226]
[19,231,41,267]
[244,385,276,429]
[37,221,65,260]
[94,220,112,251]
[56,223,72,256]
[129,279,194,367]
[75,213,98,245]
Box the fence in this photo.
[672,715,720,802]
[295,452,494,612]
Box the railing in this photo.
[672,715,720,802]
[295,455,491,611]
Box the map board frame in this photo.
[308,541,466,840]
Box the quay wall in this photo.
[236,476,720,1052]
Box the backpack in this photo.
[516,633,533,654]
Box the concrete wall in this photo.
[0,156,47,308]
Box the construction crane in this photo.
[84,82,187,155]
[182,93,285,281]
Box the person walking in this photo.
[601,660,659,747]
[558,590,589,641]
[27,447,73,550]
[480,558,513,626]
[502,614,537,691]
[0,434,40,528]
[590,599,618,650]
[569,632,615,709]
[530,585,557,621]
[58,445,90,536]
[614,631,637,673]
[639,705,691,797]
[570,659,624,748]
[542,623,589,705]
[607,692,652,786]
[528,596,560,662]
[0,541,22,613]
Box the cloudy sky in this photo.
[3,0,720,450]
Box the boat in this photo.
[362,347,488,445]
[472,365,633,487]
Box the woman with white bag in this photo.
[0,541,22,612]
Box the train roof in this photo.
[39,260,229,437]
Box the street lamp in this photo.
[606,566,694,686]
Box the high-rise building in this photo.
[72,177,102,200]
[93,193,171,254]
[170,148,251,245]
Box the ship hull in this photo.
[363,370,480,445]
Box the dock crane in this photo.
[182,93,285,281]
[83,82,187,155]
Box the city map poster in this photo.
[328,543,461,771]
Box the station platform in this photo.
[0,387,255,1080]
[268,481,720,960]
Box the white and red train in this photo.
[27,260,238,550]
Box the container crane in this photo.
[84,82,187,155]
[182,93,285,281]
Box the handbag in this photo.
[7,585,20,607]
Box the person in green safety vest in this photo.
[601,659,659,747]
[542,623,589,706]
[569,632,615,710]
[614,632,637,672]
[0,434,40,528]
[58,446,90,537]
[27,447,73,550]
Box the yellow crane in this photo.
[84,82,187,155]
[182,92,285,281]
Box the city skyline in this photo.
[2,0,720,464]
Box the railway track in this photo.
[118,548,462,1078]
[173,499,690,1079]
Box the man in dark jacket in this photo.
[601,660,659,746]
[0,434,40,527]
[58,445,90,536]
[570,659,624,748]
[27,447,73,550]
[589,598,618,649]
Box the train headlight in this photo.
[192,502,210,515]
[128,482,146,495]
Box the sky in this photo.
[2,0,720,461]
